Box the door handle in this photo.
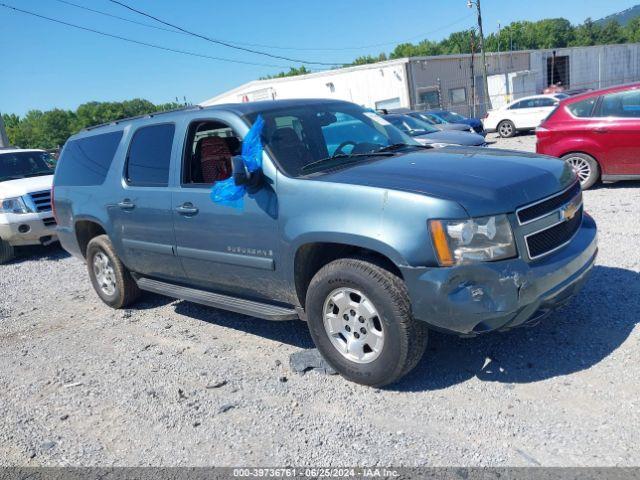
[118,199,136,210]
[176,203,199,216]
[595,128,609,134]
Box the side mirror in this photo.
[231,155,262,189]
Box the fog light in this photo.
[18,224,30,234]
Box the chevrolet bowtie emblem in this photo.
[560,200,580,221]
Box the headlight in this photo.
[429,215,517,266]
[0,196,30,214]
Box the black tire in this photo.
[0,239,15,264]
[561,153,600,190]
[86,234,140,309]
[305,258,428,387]
[498,120,516,138]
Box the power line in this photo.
[0,3,295,68]
[51,0,182,34]
[53,0,473,53]
[108,0,344,66]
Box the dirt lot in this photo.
[1,133,639,466]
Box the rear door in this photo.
[593,89,640,175]
[110,123,184,280]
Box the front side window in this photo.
[245,103,416,177]
[567,97,598,118]
[598,90,640,118]
[182,121,241,185]
[1,151,54,182]
[536,98,558,107]
[56,131,122,186]
[125,124,175,187]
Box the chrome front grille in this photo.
[517,182,582,225]
[28,190,52,212]
[517,182,584,261]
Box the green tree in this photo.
[598,20,625,44]
[624,17,640,42]
[4,99,184,149]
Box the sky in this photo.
[1,0,638,116]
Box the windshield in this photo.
[245,103,418,177]
[386,115,439,136]
[0,151,54,182]
[438,111,466,123]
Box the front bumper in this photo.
[401,214,598,335]
[0,212,58,246]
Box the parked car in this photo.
[536,83,640,189]
[484,94,569,138]
[53,99,597,387]
[382,114,487,147]
[419,110,486,135]
[0,148,57,263]
[406,111,476,133]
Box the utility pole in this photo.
[470,30,477,118]
[468,0,491,113]
[0,113,9,148]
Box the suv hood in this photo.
[0,175,53,198]
[314,147,575,217]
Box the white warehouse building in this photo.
[202,43,640,117]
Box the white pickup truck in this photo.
[0,148,57,263]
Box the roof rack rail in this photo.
[82,105,204,132]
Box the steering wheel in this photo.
[334,140,357,156]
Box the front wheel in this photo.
[305,258,428,387]
[562,153,600,189]
[0,239,15,264]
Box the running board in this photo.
[136,277,299,321]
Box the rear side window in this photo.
[125,124,175,187]
[597,90,640,118]
[567,97,598,118]
[55,131,123,186]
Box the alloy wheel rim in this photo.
[500,123,513,136]
[93,251,117,296]
[566,157,591,184]
[322,288,384,364]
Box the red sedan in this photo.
[536,83,640,189]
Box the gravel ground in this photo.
[1,133,639,467]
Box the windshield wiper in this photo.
[301,152,394,173]
[377,143,433,152]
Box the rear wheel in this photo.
[305,258,428,387]
[0,239,15,264]
[562,153,600,189]
[498,120,516,138]
[86,234,140,309]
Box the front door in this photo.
[594,89,640,175]
[111,123,184,280]
[172,115,283,301]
